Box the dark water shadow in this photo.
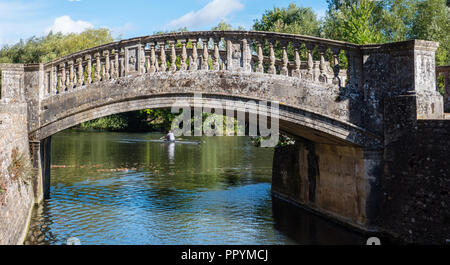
[272,196,368,245]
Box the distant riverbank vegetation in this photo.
[0,0,448,129]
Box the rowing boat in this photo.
[147,139,201,145]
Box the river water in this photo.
[24,131,366,245]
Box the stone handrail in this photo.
[41,31,361,97]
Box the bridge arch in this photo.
[32,72,381,147]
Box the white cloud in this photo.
[46,16,93,34]
[168,0,244,29]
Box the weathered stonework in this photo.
[381,94,449,244]
[272,138,381,231]
[0,102,34,245]
[0,32,448,244]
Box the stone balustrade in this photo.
[41,31,359,97]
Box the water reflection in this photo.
[272,197,365,245]
[24,131,366,245]
[168,142,175,163]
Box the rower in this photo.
[166,130,175,142]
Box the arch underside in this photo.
[33,93,381,148]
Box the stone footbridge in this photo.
[0,31,449,244]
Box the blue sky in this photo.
[0,0,328,46]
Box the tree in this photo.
[211,20,246,31]
[380,0,419,42]
[212,21,233,31]
[0,28,113,64]
[411,0,450,65]
[253,3,320,36]
[322,0,384,44]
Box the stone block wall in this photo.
[381,112,450,244]
[272,138,373,231]
[273,111,449,244]
[0,102,34,245]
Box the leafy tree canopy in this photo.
[410,0,450,65]
[252,3,320,36]
[0,28,113,64]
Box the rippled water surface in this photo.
[25,131,365,245]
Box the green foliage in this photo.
[322,0,449,64]
[379,0,419,42]
[0,28,113,64]
[322,0,384,44]
[251,134,295,147]
[140,109,178,132]
[252,3,321,64]
[80,114,129,131]
[212,20,246,31]
[437,73,445,95]
[410,0,450,65]
[154,27,189,35]
[253,3,320,36]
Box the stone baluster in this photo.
[158,41,167,72]
[201,38,209,70]
[256,40,264,73]
[226,39,232,70]
[190,39,198,71]
[114,50,120,78]
[145,52,150,74]
[104,50,110,80]
[102,64,106,81]
[68,60,75,88]
[213,38,220,70]
[332,48,341,86]
[319,46,326,75]
[180,40,188,71]
[65,70,70,91]
[110,58,115,78]
[76,58,83,87]
[109,50,115,78]
[85,54,92,84]
[281,41,289,76]
[139,44,145,74]
[242,38,252,72]
[50,65,56,94]
[318,46,327,83]
[59,63,66,91]
[119,49,125,77]
[293,43,301,78]
[149,43,157,73]
[313,61,320,82]
[306,43,314,80]
[268,40,276,75]
[92,62,97,83]
[57,69,62,94]
[94,52,101,82]
[169,40,177,72]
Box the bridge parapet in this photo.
[40,31,360,98]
